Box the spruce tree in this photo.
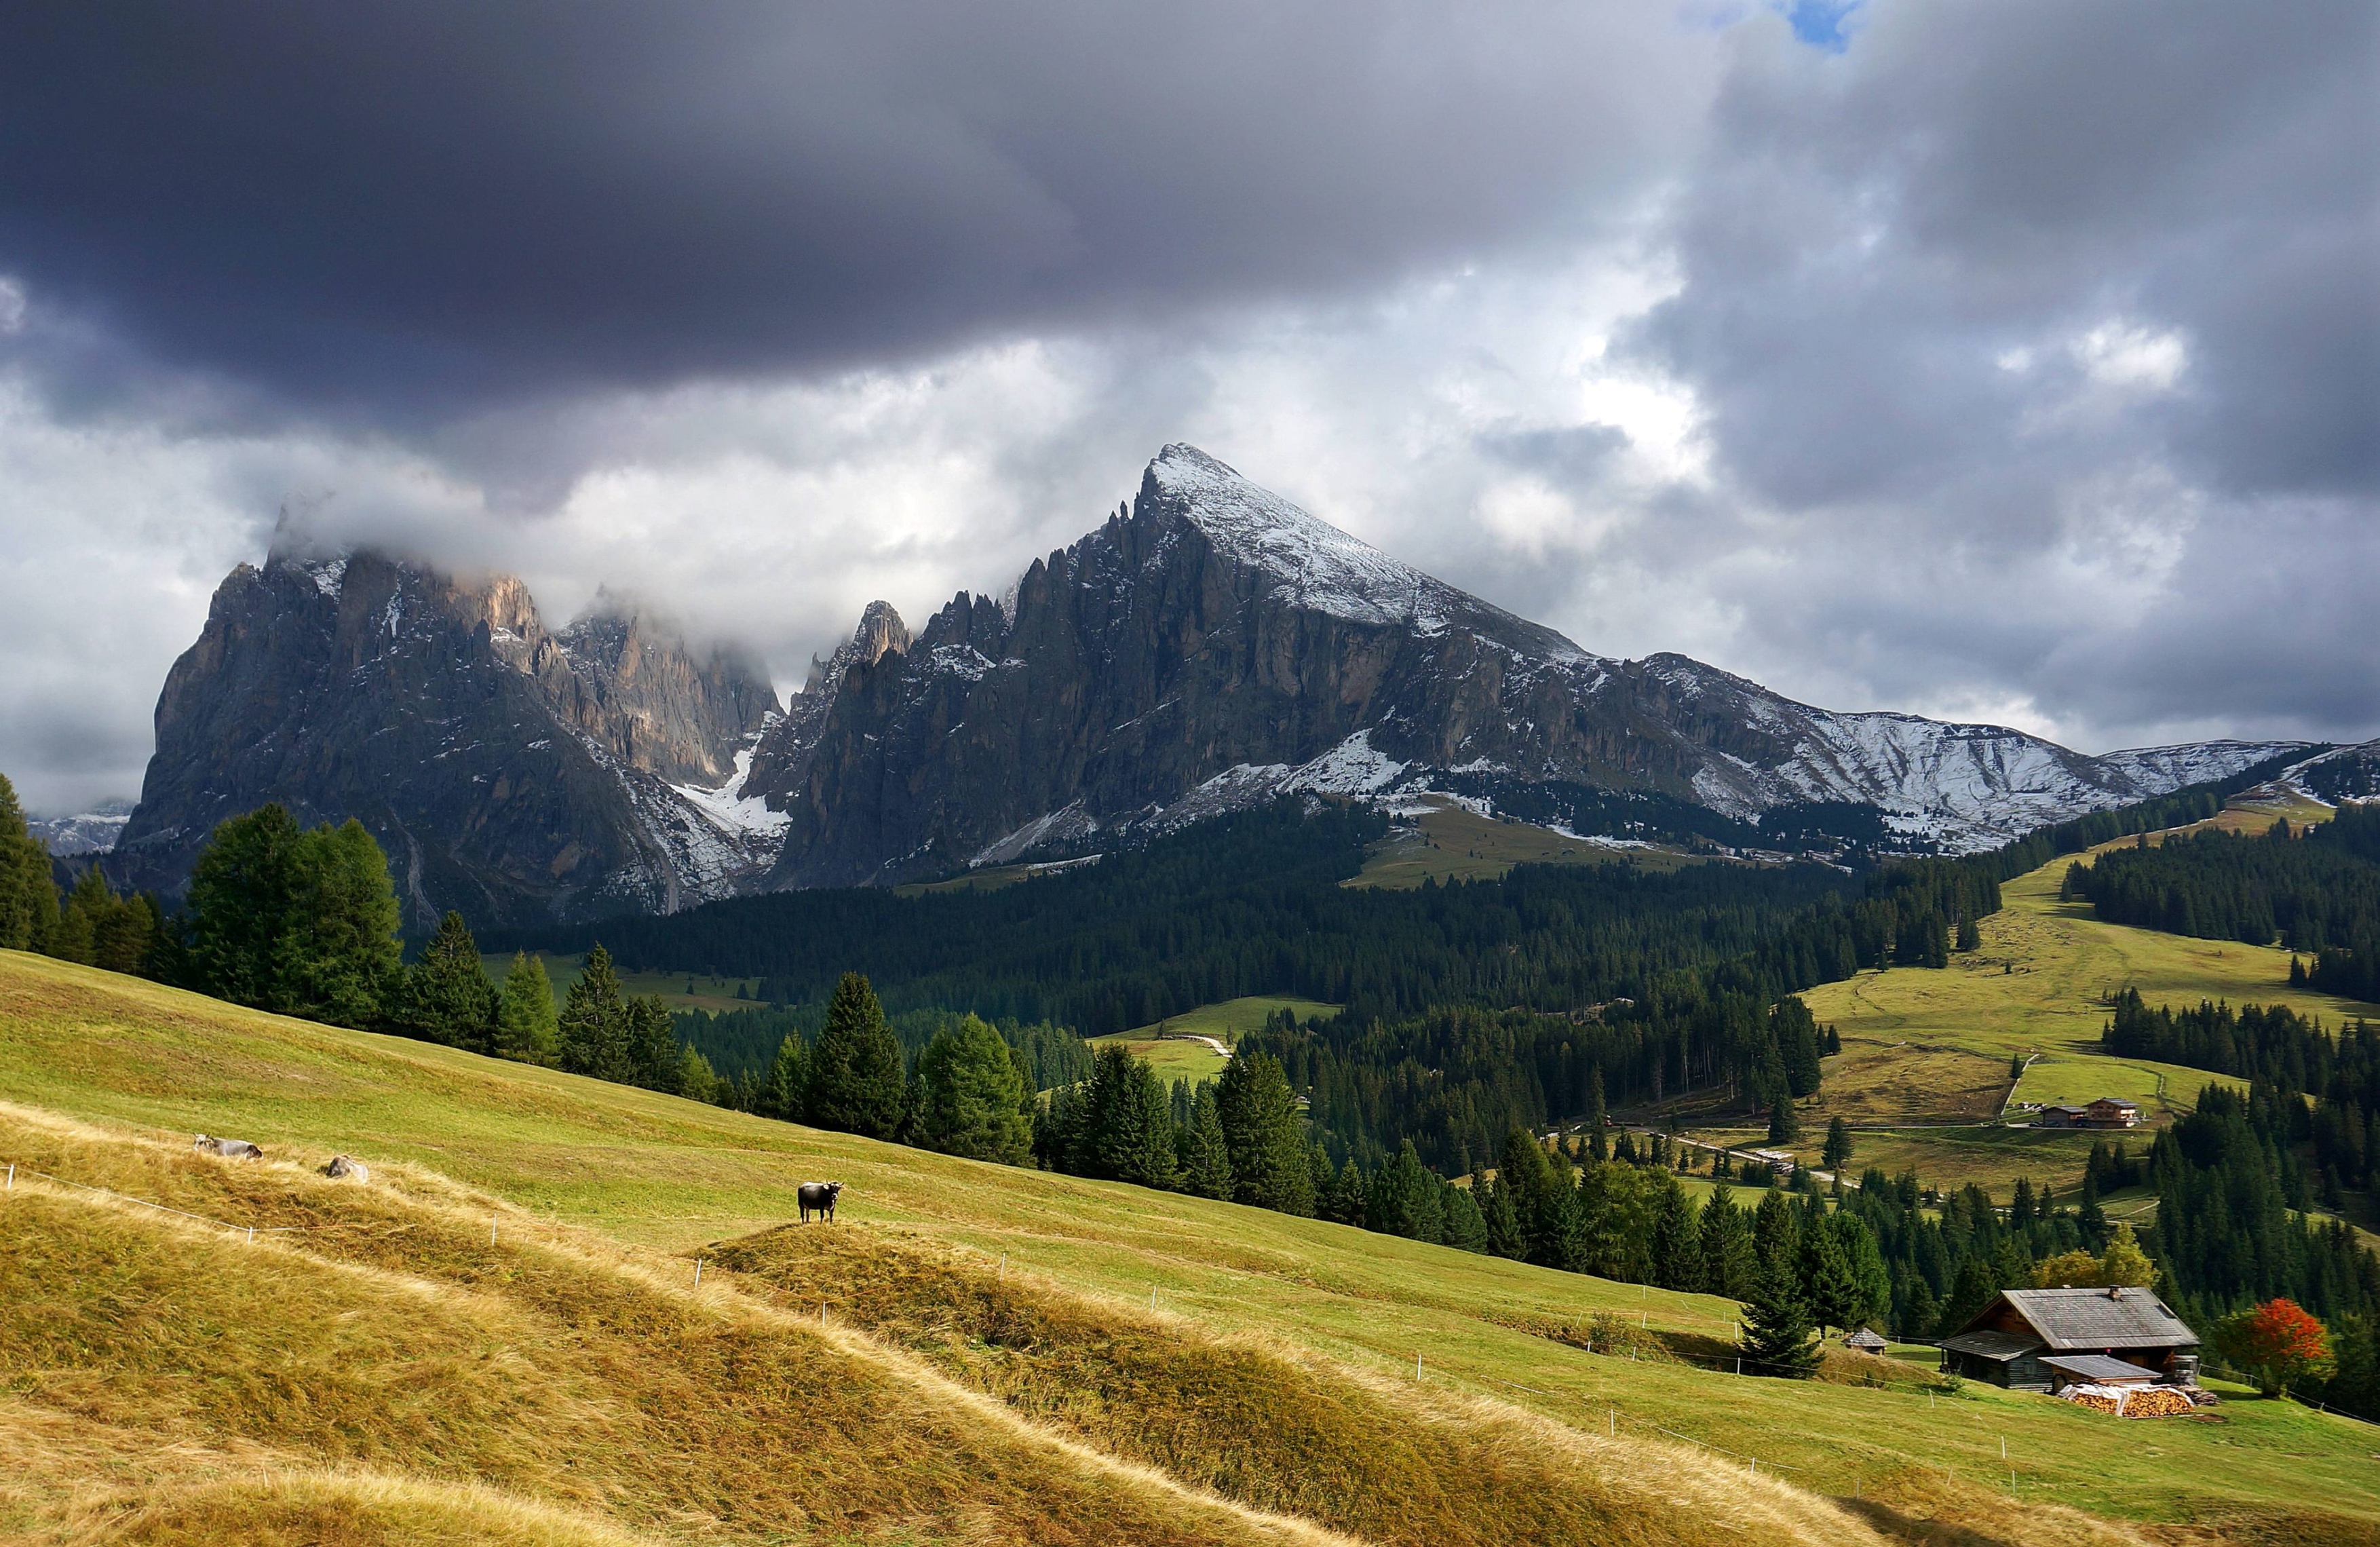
[1583,1068,1608,1161]
[401,911,497,1051]
[1308,1141,1336,1209]
[917,1013,1032,1163]
[1365,1140,1444,1243]
[1901,1278,1939,1341]
[1698,1183,1758,1299]
[1767,1096,1801,1146]
[1941,1254,1997,1333]
[0,772,60,953]
[757,1032,806,1120]
[1740,1265,1820,1378]
[1821,1116,1853,1172]
[628,995,681,1093]
[1833,1212,1894,1331]
[272,819,402,1029]
[1216,1051,1313,1215]
[178,803,306,1008]
[1775,997,1824,1098]
[558,944,633,1082]
[1649,1176,1700,1291]
[1326,1156,1368,1225]
[1753,1186,1800,1284]
[1179,1081,1234,1200]
[2077,1170,2109,1250]
[1798,1218,1858,1336]
[804,972,905,1140]
[1440,1179,1490,1253]
[494,953,558,1063]
[1083,1043,1176,1187]
[1481,1168,1524,1259]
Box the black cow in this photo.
[797,1181,843,1223]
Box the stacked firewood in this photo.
[2056,1383,2197,1417]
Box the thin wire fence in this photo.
[3,1158,313,1240]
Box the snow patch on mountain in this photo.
[972,802,1100,868]
[1147,445,1595,665]
[670,744,791,844]
[27,801,135,856]
[1282,729,1408,795]
[2093,740,2312,791]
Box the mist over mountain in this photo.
[115,446,2309,921]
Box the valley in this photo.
[3,949,2377,1545]
[1678,809,2380,1202]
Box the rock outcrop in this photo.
[752,445,2307,885]
[113,549,781,927]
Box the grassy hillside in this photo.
[1092,995,1344,1083]
[1769,842,2380,1194]
[3,952,2376,1544]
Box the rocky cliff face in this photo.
[122,446,2314,913]
[114,549,781,928]
[756,445,2307,885]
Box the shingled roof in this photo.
[1970,1288,2199,1350]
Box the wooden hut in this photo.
[1938,1287,2200,1392]
[1844,1326,1889,1354]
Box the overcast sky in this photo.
[0,1,2373,814]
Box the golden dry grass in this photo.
[708,1222,1865,1547]
[0,1106,1352,1547]
[3,953,2377,1544]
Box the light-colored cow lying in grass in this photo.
[192,1134,262,1160]
[320,1154,369,1183]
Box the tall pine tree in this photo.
[0,773,60,953]
[804,972,906,1140]
[1740,1264,1820,1378]
[1217,1052,1313,1215]
[493,952,558,1063]
[558,944,633,1082]
[917,1013,1032,1164]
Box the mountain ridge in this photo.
[114,445,2316,917]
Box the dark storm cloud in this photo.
[0,1,1695,415]
[1630,0,2378,509]
[1605,0,2379,745]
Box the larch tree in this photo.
[917,1012,1032,1164]
[494,953,559,1063]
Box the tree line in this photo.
[492,800,1867,1033]
[2092,986,2380,1419]
[0,774,163,972]
[2103,990,2379,1202]
[2066,805,2380,998]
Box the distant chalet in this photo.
[2031,1096,2143,1130]
[1938,1288,2200,1392]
